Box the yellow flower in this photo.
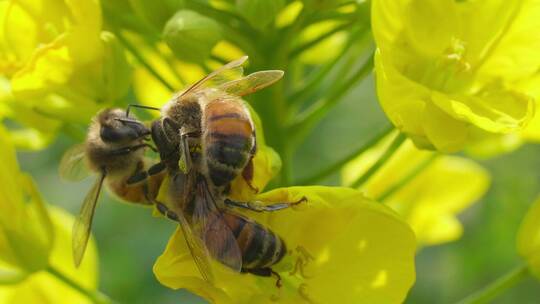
[0,207,98,304]
[0,124,98,303]
[517,196,540,279]
[4,0,102,94]
[154,186,416,304]
[343,133,490,246]
[0,0,132,149]
[372,0,539,152]
[0,126,53,273]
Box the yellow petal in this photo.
[475,0,540,83]
[523,110,540,141]
[0,207,98,304]
[517,196,540,279]
[431,84,534,134]
[0,126,25,228]
[154,186,416,303]
[374,50,428,143]
[0,127,54,272]
[372,0,540,152]
[11,35,73,96]
[401,0,458,57]
[343,136,490,246]
[465,131,523,158]
[8,0,104,97]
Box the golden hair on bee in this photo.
[60,107,166,267]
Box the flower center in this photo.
[419,38,474,94]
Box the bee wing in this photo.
[59,144,90,182]
[191,176,243,272]
[181,56,248,97]
[168,172,216,283]
[219,70,284,97]
[72,171,105,267]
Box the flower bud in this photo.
[163,10,222,63]
[236,0,285,30]
[129,0,185,30]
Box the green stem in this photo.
[114,31,176,92]
[296,125,394,185]
[287,26,367,108]
[456,264,529,304]
[376,153,439,202]
[350,132,406,188]
[288,51,374,143]
[289,21,354,59]
[46,265,115,304]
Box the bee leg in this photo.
[224,196,307,212]
[179,127,193,172]
[126,171,148,186]
[109,143,154,156]
[154,200,180,222]
[148,162,166,176]
[244,268,282,288]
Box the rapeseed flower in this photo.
[343,133,490,245]
[0,109,98,303]
[152,110,415,303]
[372,0,539,152]
[0,125,53,274]
[154,185,417,304]
[0,207,98,304]
[0,0,131,149]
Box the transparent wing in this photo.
[191,175,242,272]
[219,70,284,97]
[168,172,215,283]
[72,172,105,267]
[181,56,248,97]
[59,144,90,181]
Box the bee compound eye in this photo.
[100,125,137,143]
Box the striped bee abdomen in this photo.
[222,212,287,270]
[203,98,255,187]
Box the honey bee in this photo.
[140,57,306,285]
[59,108,165,267]
[150,56,283,192]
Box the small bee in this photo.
[143,57,306,285]
[59,108,165,267]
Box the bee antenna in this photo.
[114,118,142,125]
[125,104,161,117]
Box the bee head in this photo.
[98,108,150,144]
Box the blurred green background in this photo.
[18,74,540,303]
